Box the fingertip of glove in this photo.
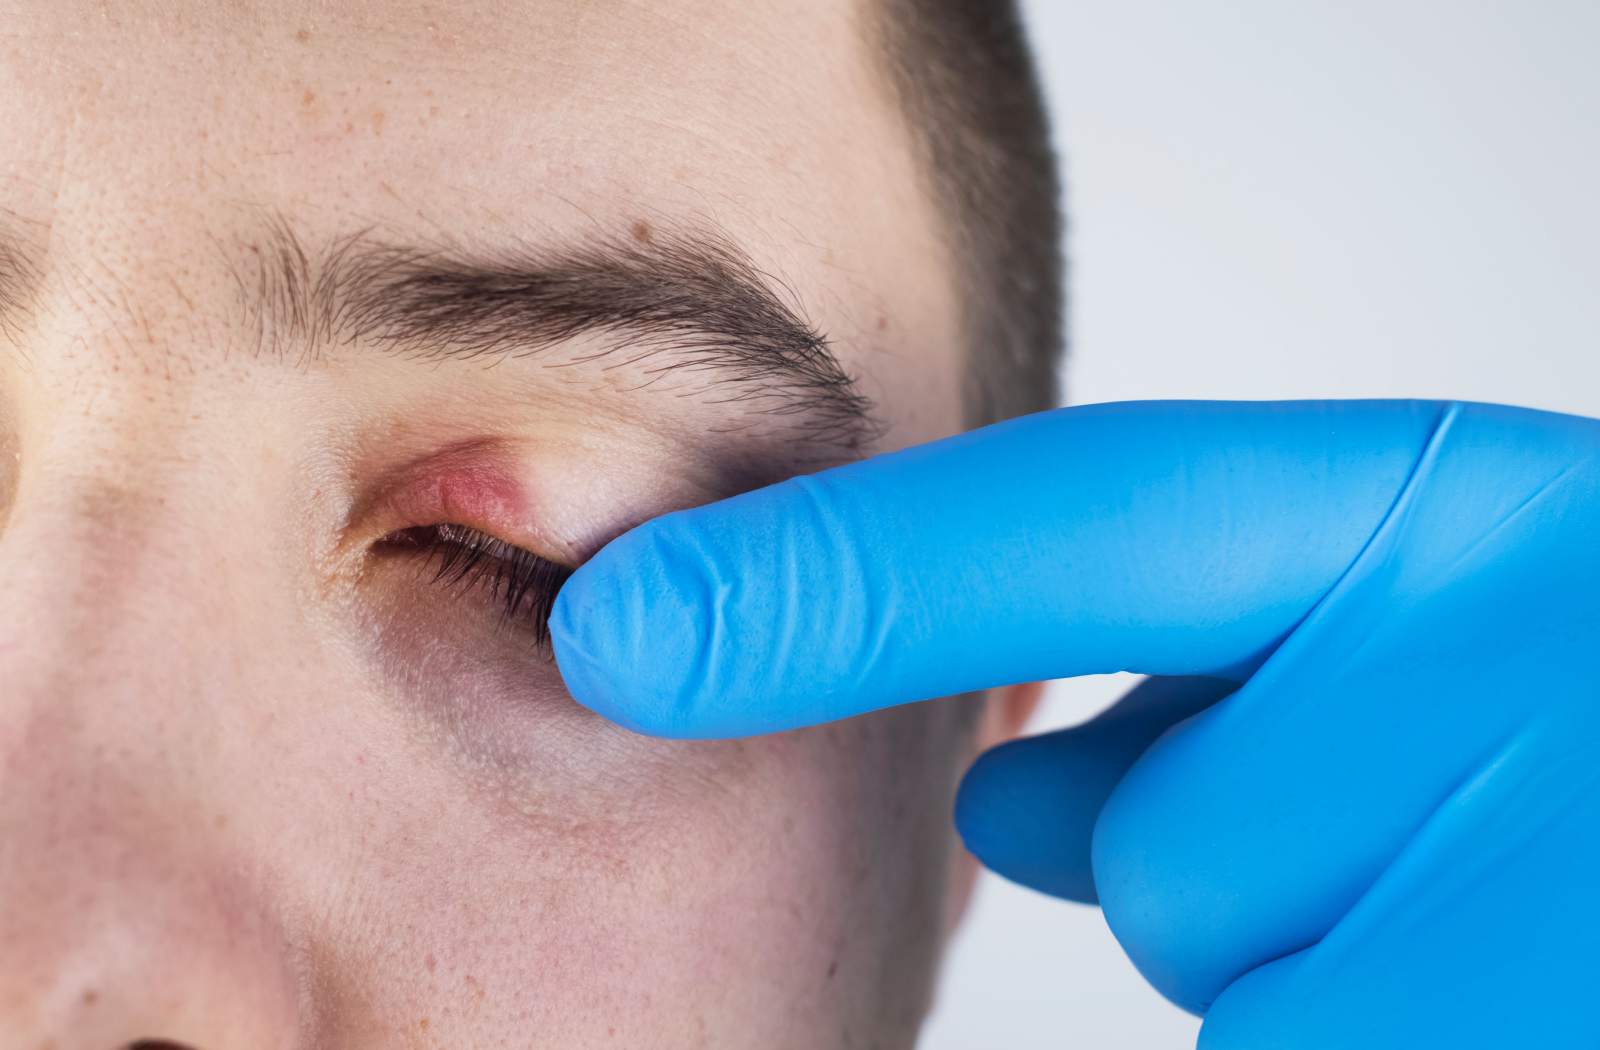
[549,549,691,739]
[955,740,1100,903]
[549,583,627,727]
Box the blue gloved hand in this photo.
[550,400,1600,1047]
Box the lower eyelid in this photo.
[380,524,573,645]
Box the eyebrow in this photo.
[232,219,879,454]
[0,212,42,343]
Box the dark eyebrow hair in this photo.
[234,219,879,455]
[0,212,43,343]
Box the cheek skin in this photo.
[307,705,963,1048]
[341,535,969,1046]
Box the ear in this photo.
[942,682,1048,937]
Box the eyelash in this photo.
[383,523,573,646]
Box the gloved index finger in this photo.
[550,399,1445,738]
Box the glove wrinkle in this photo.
[551,398,1600,1045]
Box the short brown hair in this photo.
[871,0,1064,428]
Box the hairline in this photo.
[865,0,1065,430]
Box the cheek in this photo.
[457,714,959,1037]
[323,560,968,1043]
[310,733,864,1042]
[312,714,952,1044]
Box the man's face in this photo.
[0,0,1016,1046]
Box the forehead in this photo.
[0,0,962,448]
[2,0,888,195]
[0,0,936,313]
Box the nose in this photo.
[0,481,304,1050]
[0,775,304,1049]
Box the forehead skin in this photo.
[0,0,961,444]
[0,1,979,1048]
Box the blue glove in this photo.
[550,400,1600,1047]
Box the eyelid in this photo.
[387,523,573,646]
[384,446,574,568]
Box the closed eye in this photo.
[378,523,574,648]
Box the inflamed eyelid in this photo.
[377,441,585,566]
[364,445,581,646]
[385,448,558,559]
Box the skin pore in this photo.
[0,0,1041,1046]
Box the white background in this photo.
[918,2,1600,1047]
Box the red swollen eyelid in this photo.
[388,455,539,545]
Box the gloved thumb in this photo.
[954,676,1240,903]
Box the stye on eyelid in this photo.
[387,452,568,565]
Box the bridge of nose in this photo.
[0,723,306,1050]
[0,402,322,1049]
